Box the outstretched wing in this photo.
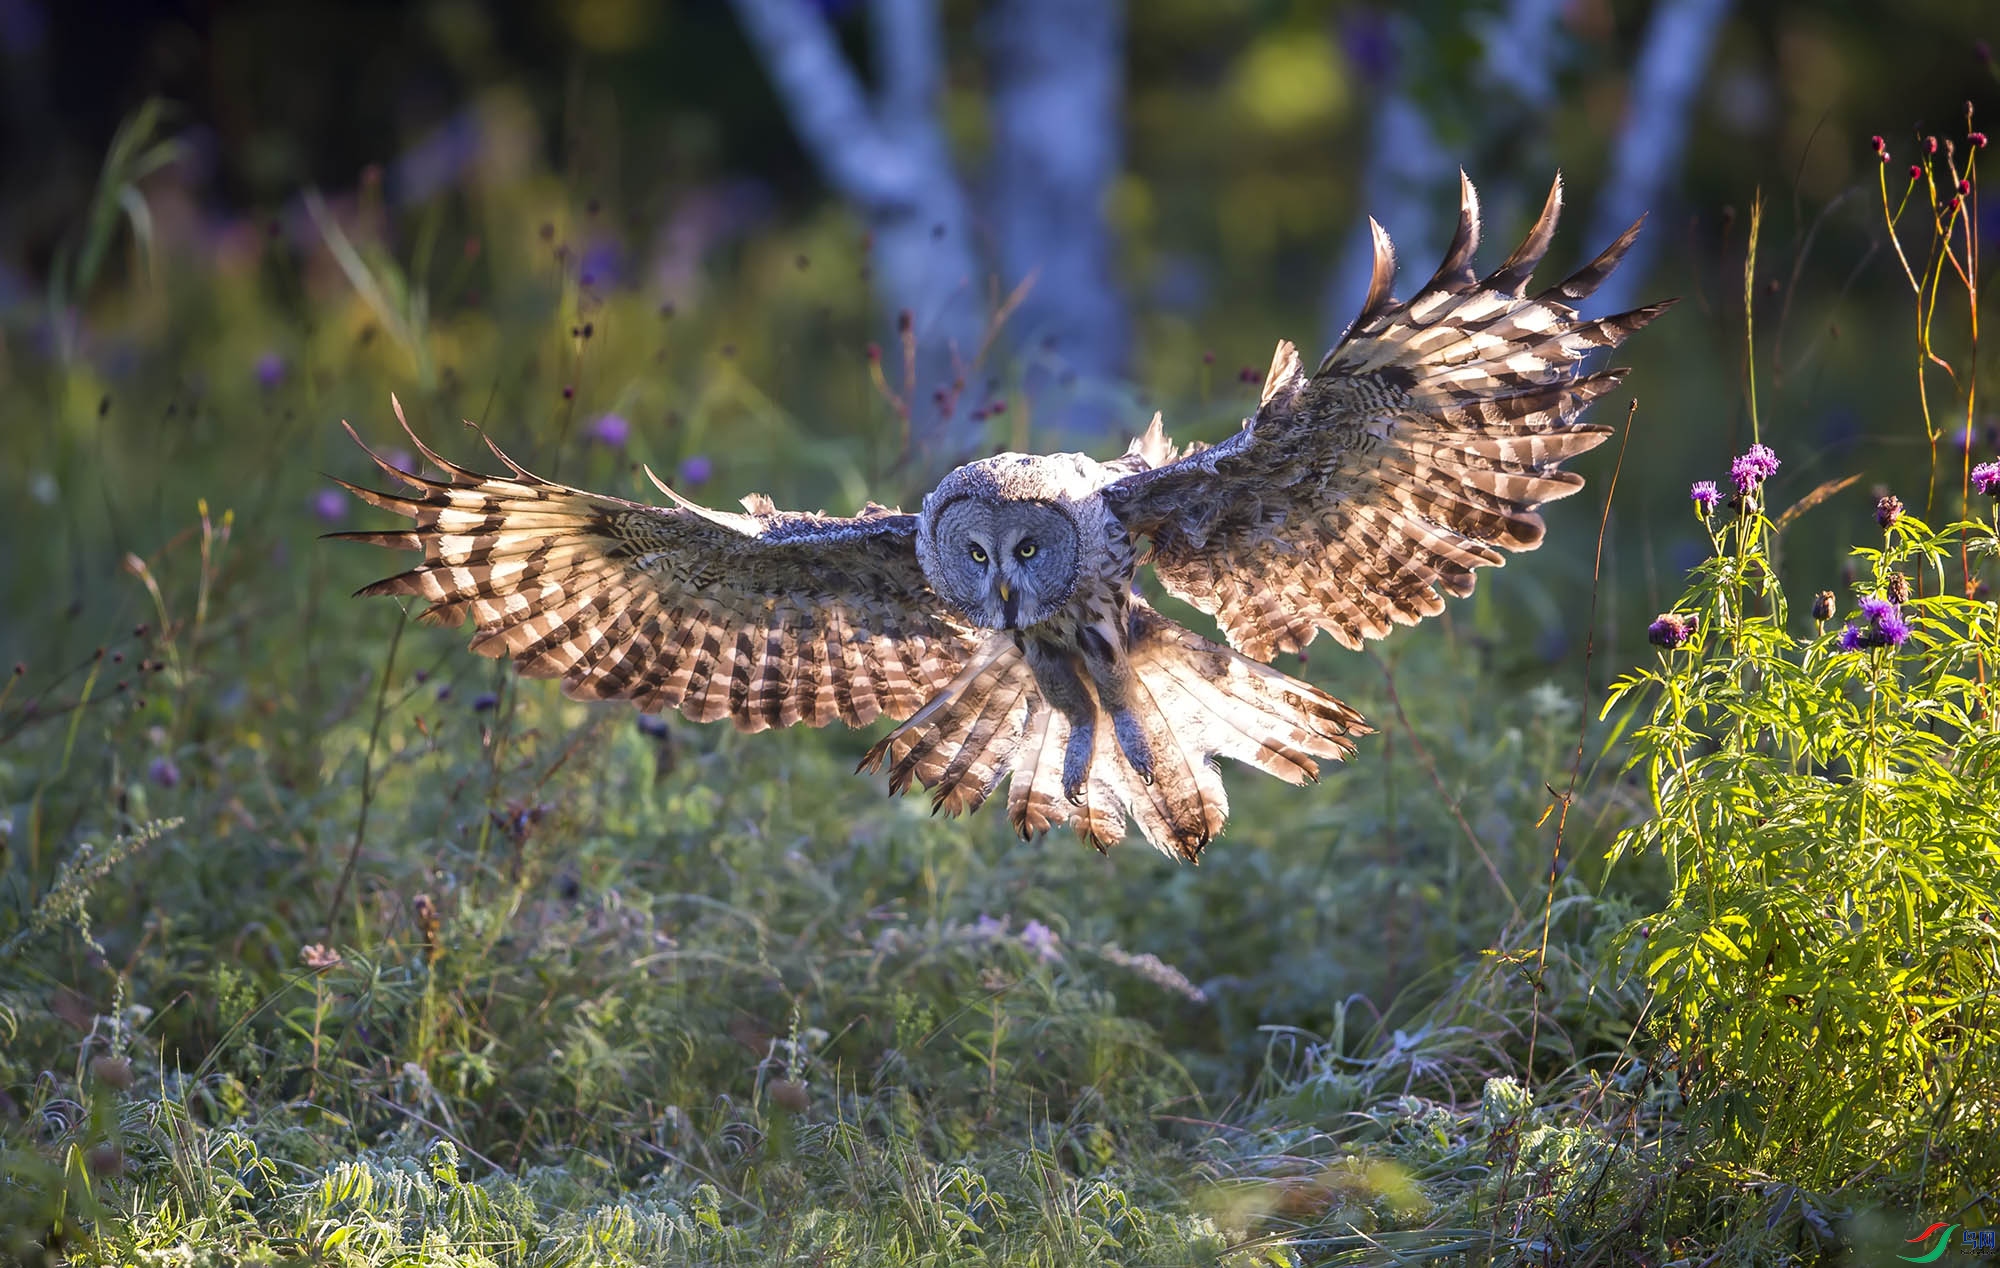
[1104,174,1672,661]
[331,402,976,731]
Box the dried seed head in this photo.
[1812,590,1836,622]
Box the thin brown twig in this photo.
[1367,651,1519,917]
[1527,397,1638,1086]
[323,610,406,938]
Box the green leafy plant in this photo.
[1606,120,2000,1206]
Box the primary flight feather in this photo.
[334,173,1670,861]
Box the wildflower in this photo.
[1811,590,1835,622]
[1729,443,1781,494]
[636,714,669,738]
[1887,573,1911,605]
[1844,596,1912,651]
[587,413,630,448]
[1875,493,1903,529]
[1017,919,1062,962]
[301,943,343,970]
[1974,131,1990,149]
[312,488,347,524]
[1870,134,1887,158]
[679,455,713,486]
[1961,179,1975,197]
[255,352,286,389]
[1690,480,1720,515]
[147,756,179,788]
[1647,612,1698,649]
[1909,164,1923,182]
[472,692,499,712]
[970,913,1009,940]
[1972,461,2000,496]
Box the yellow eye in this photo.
[969,544,988,564]
[1015,542,1037,560]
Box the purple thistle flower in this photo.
[1842,595,1913,651]
[1647,613,1697,649]
[1729,443,1781,494]
[679,455,713,487]
[1973,461,2000,496]
[1690,480,1720,514]
[254,352,286,390]
[587,413,630,448]
[312,488,347,524]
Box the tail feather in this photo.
[863,604,1369,859]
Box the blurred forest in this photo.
[3,1,2000,1264]
[2,0,1997,640]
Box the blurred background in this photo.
[1,0,1996,668]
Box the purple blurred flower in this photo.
[679,455,713,486]
[472,692,499,712]
[1647,613,1697,650]
[255,352,285,389]
[1690,480,1719,514]
[1973,461,2000,496]
[312,488,347,524]
[147,756,179,788]
[971,913,1008,940]
[579,239,626,289]
[1729,443,1781,494]
[587,413,630,448]
[1018,919,1061,962]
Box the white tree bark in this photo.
[732,0,1131,456]
[729,0,985,460]
[1322,0,1733,338]
[1584,0,1735,316]
[986,0,1128,438]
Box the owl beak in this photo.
[996,579,1020,628]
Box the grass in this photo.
[3,105,1998,1266]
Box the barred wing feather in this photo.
[331,406,976,732]
[1105,173,1673,661]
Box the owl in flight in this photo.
[336,175,1666,861]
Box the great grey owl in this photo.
[335,175,1668,861]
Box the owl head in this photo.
[920,487,1082,630]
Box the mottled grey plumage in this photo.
[336,173,1669,861]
